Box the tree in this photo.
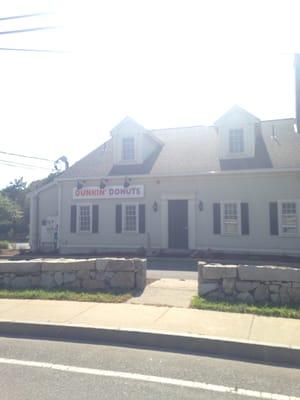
[0,173,61,241]
[0,193,22,239]
[0,193,22,223]
[1,178,28,240]
[2,177,27,207]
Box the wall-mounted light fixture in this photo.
[198,200,204,211]
[152,201,158,212]
[123,177,132,188]
[99,179,109,189]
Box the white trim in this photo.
[29,195,39,251]
[57,184,62,249]
[122,203,139,234]
[78,204,93,233]
[162,193,196,200]
[58,243,300,257]
[278,200,299,237]
[60,244,154,249]
[56,168,300,182]
[220,201,242,236]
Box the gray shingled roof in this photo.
[59,117,300,180]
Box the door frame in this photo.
[161,193,196,249]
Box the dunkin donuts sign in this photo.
[73,185,144,200]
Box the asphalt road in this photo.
[147,257,197,280]
[147,268,197,280]
[0,337,299,400]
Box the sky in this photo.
[0,0,300,188]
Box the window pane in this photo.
[122,137,135,161]
[125,205,137,231]
[80,206,90,231]
[282,226,297,234]
[281,202,297,235]
[229,129,244,153]
[224,222,238,234]
[282,215,297,226]
[223,203,238,234]
[224,203,237,220]
[282,202,296,215]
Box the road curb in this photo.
[0,320,299,367]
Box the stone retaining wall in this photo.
[198,262,300,305]
[0,258,146,291]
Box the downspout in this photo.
[29,194,39,253]
[57,183,62,253]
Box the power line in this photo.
[0,13,49,22]
[0,150,54,162]
[0,26,57,35]
[0,162,44,170]
[0,160,50,170]
[0,13,61,53]
[0,47,64,53]
[0,158,50,169]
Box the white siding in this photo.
[57,172,300,255]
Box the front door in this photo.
[168,200,188,249]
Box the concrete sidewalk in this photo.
[128,279,197,307]
[0,298,299,348]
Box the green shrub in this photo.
[0,240,9,249]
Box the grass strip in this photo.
[0,288,132,303]
[191,296,300,319]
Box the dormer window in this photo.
[122,137,135,161]
[111,116,162,166]
[216,106,259,160]
[229,129,244,153]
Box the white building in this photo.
[29,105,300,256]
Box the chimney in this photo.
[295,54,300,133]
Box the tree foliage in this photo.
[2,177,27,207]
[0,173,61,240]
[0,178,28,240]
[0,193,22,223]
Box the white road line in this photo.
[0,357,298,400]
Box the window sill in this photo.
[220,152,253,160]
[220,233,242,237]
[279,233,298,238]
